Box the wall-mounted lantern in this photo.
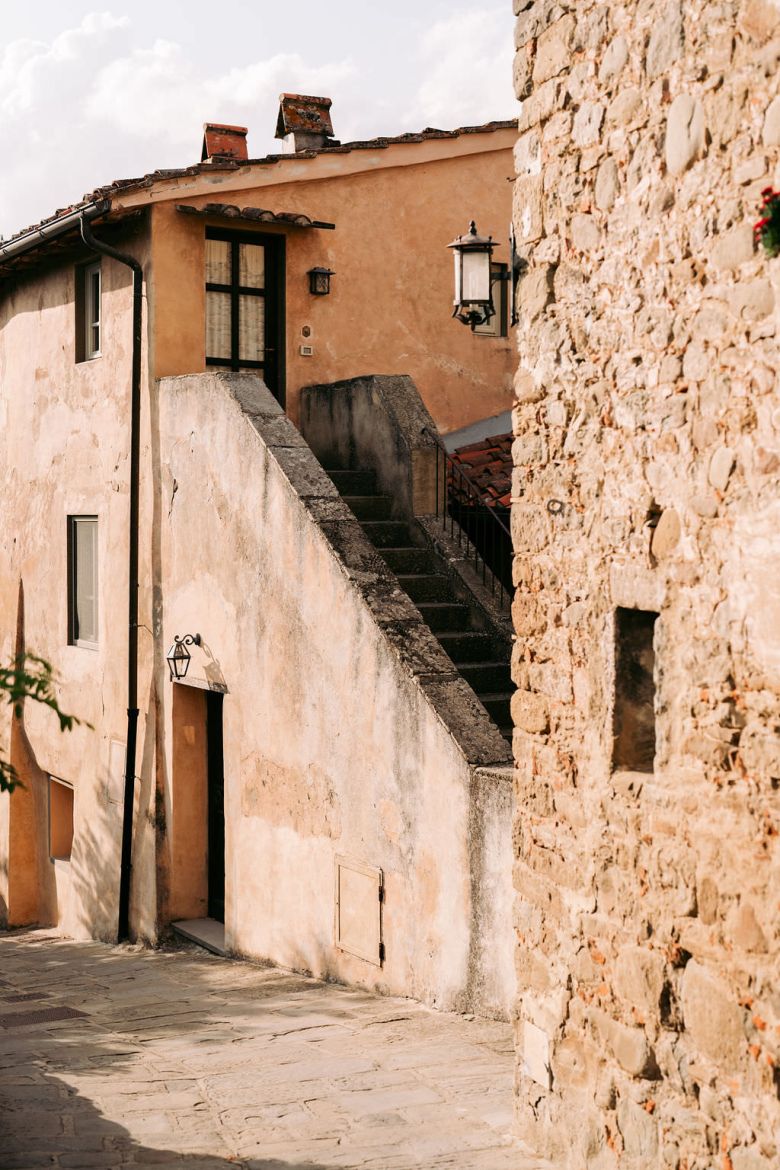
[308,266,335,295]
[448,221,496,329]
[166,633,202,681]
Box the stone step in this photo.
[327,468,378,495]
[459,661,513,692]
[344,494,394,520]
[361,520,416,547]
[397,573,455,603]
[382,547,439,574]
[437,631,496,663]
[479,694,513,727]
[415,601,472,631]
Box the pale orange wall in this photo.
[149,135,515,434]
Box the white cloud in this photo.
[86,42,356,150]
[406,7,514,128]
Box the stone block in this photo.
[590,1006,655,1077]
[763,94,780,145]
[614,946,666,1018]
[514,176,544,243]
[520,265,554,323]
[511,690,550,735]
[708,446,736,491]
[740,0,780,43]
[522,1018,552,1088]
[711,225,755,270]
[665,94,706,175]
[734,278,775,321]
[617,1098,659,1159]
[573,102,604,147]
[607,87,643,126]
[595,158,619,211]
[726,901,769,952]
[646,1,684,79]
[571,213,601,251]
[599,35,629,84]
[681,960,744,1066]
[651,508,681,558]
[533,14,575,85]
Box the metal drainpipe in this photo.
[80,216,143,943]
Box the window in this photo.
[76,261,101,361]
[474,262,509,338]
[49,777,74,861]
[206,230,267,370]
[613,608,658,773]
[68,516,98,648]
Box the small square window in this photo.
[68,516,98,648]
[75,260,101,362]
[474,262,509,338]
[49,776,74,861]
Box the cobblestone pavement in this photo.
[0,930,547,1170]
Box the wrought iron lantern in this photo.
[166,633,201,681]
[308,266,335,295]
[448,221,496,329]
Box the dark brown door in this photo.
[206,692,225,923]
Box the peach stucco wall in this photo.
[142,130,516,433]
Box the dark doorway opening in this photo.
[206,692,225,923]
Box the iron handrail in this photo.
[422,426,512,608]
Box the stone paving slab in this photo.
[0,929,548,1170]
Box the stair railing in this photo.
[422,426,513,609]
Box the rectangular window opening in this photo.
[613,607,658,774]
[68,516,98,648]
[75,260,101,362]
[49,777,74,861]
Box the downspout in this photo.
[80,216,143,943]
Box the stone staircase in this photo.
[326,466,513,742]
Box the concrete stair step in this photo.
[415,601,472,631]
[479,694,513,727]
[327,468,378,495]
[344,494,394,520]
[458,661,513,692]
[437,631,496,663]
[382,547,439,574]
[361,520,416,547]
[397,573,455,603]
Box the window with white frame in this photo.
[76,261,101,362]
[68,516,99,648]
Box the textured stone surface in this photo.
[511,3,780,1167]
[0,929,547,1170]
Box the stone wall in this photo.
[511,2,780,1166]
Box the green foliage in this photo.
[0,655,85,793]
[754,188,780,258]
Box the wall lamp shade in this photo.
[166,633,201,681]
[448,221,496,329]
[308,266,335,295]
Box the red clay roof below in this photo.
[450,432,512,509]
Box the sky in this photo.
[0,2,515,238]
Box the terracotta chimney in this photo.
[275,94,335,153]
[201,123,249,163]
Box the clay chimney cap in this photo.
[201,123,249,162]
[275,94,334,142]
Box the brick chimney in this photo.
[275,94,335,153]
[201,123,249,163]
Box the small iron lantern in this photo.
[308,266,335,295]
[448,221,496,329]
[166,633,201,681]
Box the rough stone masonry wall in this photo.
[511,2,780,1167]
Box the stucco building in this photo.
[511,2,780,1166]
[0,97,518,1018]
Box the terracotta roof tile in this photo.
[450,432,513,510]
[1,119,516,256]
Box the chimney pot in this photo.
[201,123,249,163]
[275,94,335,153]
